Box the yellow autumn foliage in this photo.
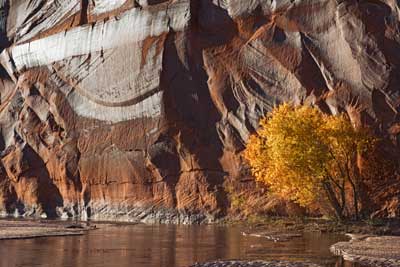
[244,104,376,218]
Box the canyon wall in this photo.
[0,0,399,223]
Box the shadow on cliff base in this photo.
[158,1,239,217]
[22,146,64,218]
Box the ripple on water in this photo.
[0,223,362,267]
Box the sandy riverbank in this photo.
[0,219,92,240]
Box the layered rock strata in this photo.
[190,260,321,267]
[0,0,399,222]
[331,235,400,267]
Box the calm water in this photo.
[0,224,359,267]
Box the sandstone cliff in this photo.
[0,0,399,223]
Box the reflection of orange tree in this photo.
[244,104,376,220]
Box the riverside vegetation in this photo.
[244,104,379,221]
[232,103,400,267]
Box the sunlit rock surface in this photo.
[331,235,400,267]
[0,0,399,223]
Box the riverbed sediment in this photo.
[0,219,91,240]
[331,234,400,267]
[190,260,321,267]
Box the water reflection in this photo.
[0,224,361,267]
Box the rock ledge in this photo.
[331,235,400,267]
[190,260,321,267]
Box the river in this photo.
[0,223,360,267]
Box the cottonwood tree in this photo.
[244,104,376,220]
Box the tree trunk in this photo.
[346,156,360,220]
[322,181,343,221]
[340,180,346,214]
[348,179,359,220]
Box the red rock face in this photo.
[0,0,399,222]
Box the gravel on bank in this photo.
[331,234,400,267]
[0,219,91,240]
[190,260,321,267]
